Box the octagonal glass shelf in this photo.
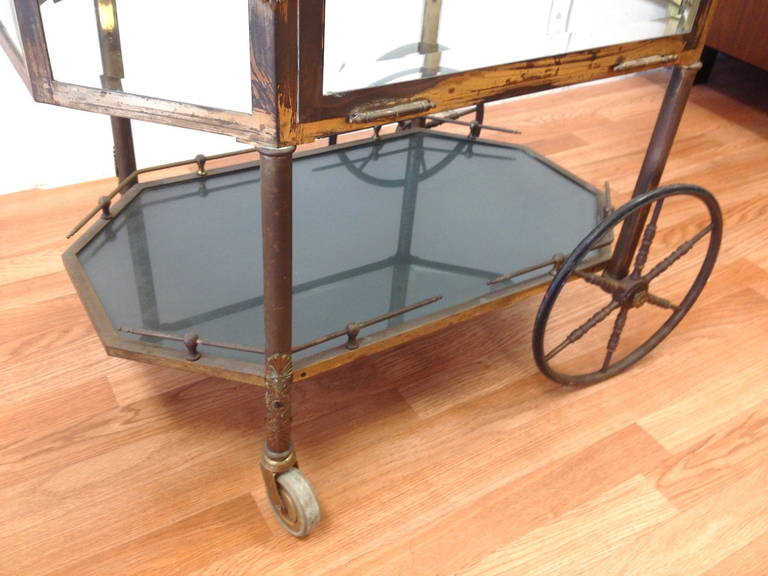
[65,131,609,383]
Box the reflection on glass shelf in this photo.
[323,0,700,94]
[78,133,602,362]
[39,0,252,112]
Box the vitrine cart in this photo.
[2,0,722,536]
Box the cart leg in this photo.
[92,0,137,187]
[606,62,702,279]
[258,145,320,537]
[111,116,137,185]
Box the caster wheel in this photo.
[533,184,722,386]
[269,468,321,538]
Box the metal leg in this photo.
[606,62,701,279]
[257,145,320,537]
[259,145,295,456]
[92,0,137,186]
[111,116,137,185]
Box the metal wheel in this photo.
[269,468,321,538]
[533,184,722,386]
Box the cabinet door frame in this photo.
[289,0,718,144]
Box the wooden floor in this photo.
[2,57,767,575]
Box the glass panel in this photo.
[78,133,602,362]
[0,0,22,51]
[39,0,252,113]
[323,0,701,94]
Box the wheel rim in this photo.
[276,485,302,532]
[533,184,723,386]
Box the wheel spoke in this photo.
[572,269,623,295]
[602,305,630,371]
[646,292,679,311]
[545,300,621,361]
[631,200,664,279]
[644,224,713,282]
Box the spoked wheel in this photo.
[268,468,321,538]
[533,184,722,386]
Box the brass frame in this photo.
[7,0,281,142]
[292,0,717,141]
[3,0,718,147]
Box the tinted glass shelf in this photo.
[73,131,605,373]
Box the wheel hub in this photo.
[617,278,650,309]
[278,486,301,530]
[628,281,649,308]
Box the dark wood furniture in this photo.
[698,0,768,83]
[708,0,768,71]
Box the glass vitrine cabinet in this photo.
[2,0,721,536]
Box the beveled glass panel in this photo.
[39,0,252,112]
[323,0,701,94]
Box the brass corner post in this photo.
[258,145,296,457]
[606,62,701,279]
[93,0,137,185]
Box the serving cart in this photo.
[2,0,722,536]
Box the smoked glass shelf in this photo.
[71,131,607,375]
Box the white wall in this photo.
[1,52,109,194]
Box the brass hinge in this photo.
[613,54,678,71]
[348,99,435,124]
